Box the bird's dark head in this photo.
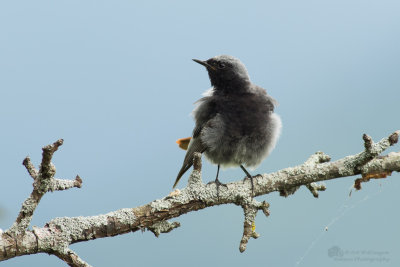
[193,55,250,90]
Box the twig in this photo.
[53,248,92,267]
[8,139,82,234]
[1,131,399,265]
[22,156,38,179]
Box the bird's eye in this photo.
[218,62,226,69]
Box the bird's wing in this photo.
[173,96,217,188]
[192,123,203,139]
[173,135,206,188]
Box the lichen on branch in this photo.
[1,131,399,267]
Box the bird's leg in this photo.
[240,165,254,196]
[208,164,227,199]
[215,164,221,183]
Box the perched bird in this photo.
[173,55,282,195]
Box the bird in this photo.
[173,55,282,196]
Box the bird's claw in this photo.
[242,175,255,197]
[209,178,227,199]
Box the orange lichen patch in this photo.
[176,137,192,150]
[363,171,392,179]
[354,171,392,190]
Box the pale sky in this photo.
[1,1,399,266]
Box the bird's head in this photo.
[193,55,250,90]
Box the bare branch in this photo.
[281,152,329,197]
[363,133,373,151]
[49,176,83,192]
[362,151,400,174]
[53,248,91,267]
[239,199,269,252]
[40,139,63,180]
[7,139,82,234]
[389,131,399,145]
[22,156,38,179]
[187,152,203,188]
[1,131,399,265]
[304,151,331,165]
[148,221,181,237]
[305,182,326,198]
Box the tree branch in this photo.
[53,248,91,267]
[22,157,38,180]
[1,131,399,266]
[8,139,82,235]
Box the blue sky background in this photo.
[1,1,399,266]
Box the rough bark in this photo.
[0,131,399,266]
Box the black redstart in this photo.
[173,55,281,195]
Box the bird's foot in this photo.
[243,175,255,198]
[208,178,227,199]
[240,165,255,197]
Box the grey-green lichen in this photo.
[148,221,181,237]
[2,132,399,265]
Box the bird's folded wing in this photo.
[173,136,206,188]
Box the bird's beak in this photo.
[192,59,216,71]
